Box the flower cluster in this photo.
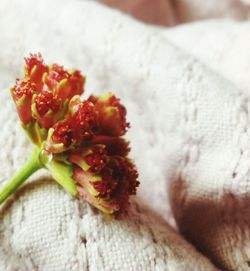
[10,54,139,214]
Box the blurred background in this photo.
[101,0,250,26]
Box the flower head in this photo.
[11,54,86,142]
[70,145,107,172]
[24,53,48,92]
[89,92,130,136]
[72,151,139,214]
[45,119,73,153]
[44,64,85,100]
[32,91,63,129]
[10,53,139,215]
[70,100,97,142]
[10,79,37,124]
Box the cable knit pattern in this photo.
[1,0,250,270]
[165,20,250,93]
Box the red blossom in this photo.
[33,91,62,129]
[45,64,85,100]
[45,120,73,153]
[52,121,72,147]
[90,136,130,156]
[10,53,139,215]
[84,146,107,172]
[70,145,107,173]
[24,53,48,92]
[89,93,130,136]
[12,79,36,100]
[45,64,69,88]
[68,70,85,96]
[72,151,139,213]
[102,157,139,213]
[11,79,37,124]
[71,100,97,142]
[34,91,61,117]
[92,168,118,198]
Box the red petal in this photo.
[71,100,97,142]
[11,79,36,124]
[24,53,48,92]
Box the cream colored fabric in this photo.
[1,0,250,270]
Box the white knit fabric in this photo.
[165,20,250,93]
[1,0,250,270]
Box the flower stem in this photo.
[45,159,77,197]
[0,148,42,204]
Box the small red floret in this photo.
[93,169,118,197]
[89,94,130,136]
[69,70,86,97]
[52,120,72,148]
[84,146,107,172]
[34,91,61,117]
[45,64,69,87]
[25,53,46,74]
[13,79,36,100]
[71,101,97,140]
[108,96,129,131]
[24,53,48,92]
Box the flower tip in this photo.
[32,90,62,129]
[24,53,48,91]
[90,92,129,136]
[45,64,85,100]
[72,151,139,215]
[11,79,36,124]
[45,121,73,153]
[24,53,46,74]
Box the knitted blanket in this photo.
[1,0,250,270]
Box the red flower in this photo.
[45,99,97,153]
[69,142,139,214]
[10,79,37,124]
[8,53,139,215]
[69,145,107,172]
[71,100,97,142]
[45,120,73,153]
[44,64,85,100]
[24,53,48,92]
[32,91,63,129]
[90,136,130,156]
[89,92,129,136]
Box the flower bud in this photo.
[89,92,129,136]
[32,90,67,129]
[70,99,97,142]
[10,79,36,124]
[70,145,139,214]
[24,53,48,92]
[44,64,85,100]
[45,120,74,153]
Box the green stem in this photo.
[0,148,42,204]
[45,159,77,197]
